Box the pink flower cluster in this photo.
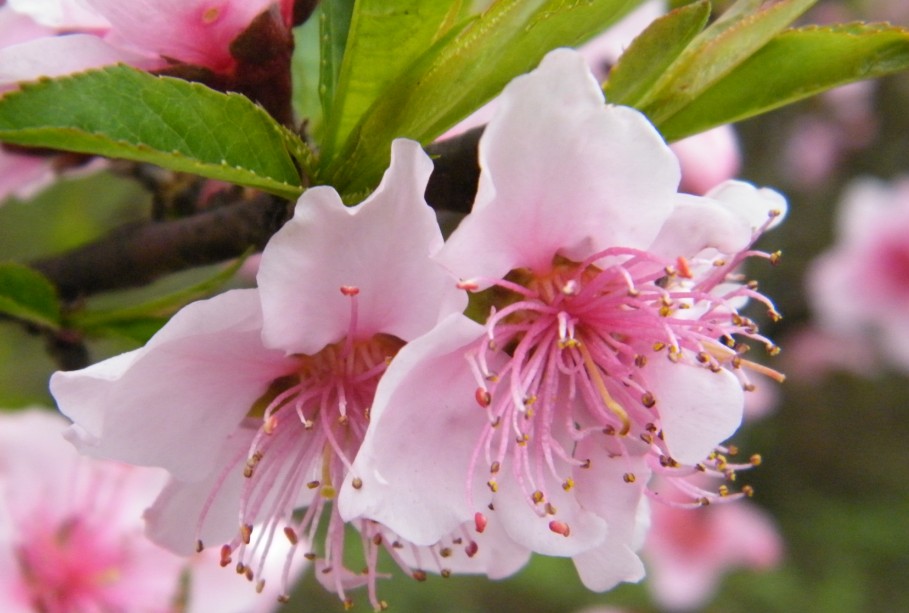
[52,49,786,608]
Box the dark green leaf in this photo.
[0,263,61,329]
[0,66,304,198]
[658,23,909,140]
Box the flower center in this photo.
[205,327,404,606]
[466,245,781,536]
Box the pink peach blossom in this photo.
[340,49,785,593]
[53,140,526,609]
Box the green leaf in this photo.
[320,0,470,159]
[292,10,326,136]
[0,263,61,330]
[0,66,304,199]
[657,23,909,140]
[70,254,250,343]
[635,0,817,125]
[322,0,643,193]
[605,0,711,106]
[319,0,355,121]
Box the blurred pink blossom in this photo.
[644,498,783,611]
[0,408,296,613]
[341,49,784,593]
[806,176,909,372]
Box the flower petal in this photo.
[338,314,486,545]
[649,193,753,259]
[259,138,465,355]
[84,0,273,72]
[571,437,651,591]
[706,180,788,232]
[437,48,679,283]
[52,290,294,482]
[643,356,744,465]
[0,34,157,91]
[144,425,256,556]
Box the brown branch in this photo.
[30,129,483,302]
[32,193,292,302]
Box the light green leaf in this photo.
[636,0,817,125]
[322,0,643,193]
[605,0,711,106]
[658,23,909,141]
[71,254,250,343]
[319,0,355,121]
[0,66,304,199]
[320,0,470,159]
[0,263,61,330]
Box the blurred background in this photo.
[1,1,908,612]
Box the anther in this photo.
[278,595,290,604]
[475,512,488,533]
[457,280,479,291]
[531,490,545,504]
[284,526,299,545]
[634,354,647,368]
[545,502,557,515]
[769,251,782,265]
[475,387,491,408]
[562,280,579,295]
[487,480,498,493]
[413,570,427,582]
[256,579,266,593]
[240,523,253,545]
[465,541,479,557]
[718,485,730,497]
[307,480,320,489]
[623,473,636,483]
[441,569,452,578]
[676,256,693,278]
[264,415,278,434]
[352,477,363,489]
[750,454,762,466]
[440,547,452,558]
[196,540,204,553]
[562,478,574,491]
[742,485,755,497]
[219,545,232,567]
[340,285,360,296]
[490,461,501,474]
[549,521,571,537]
[641,392,656,408]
